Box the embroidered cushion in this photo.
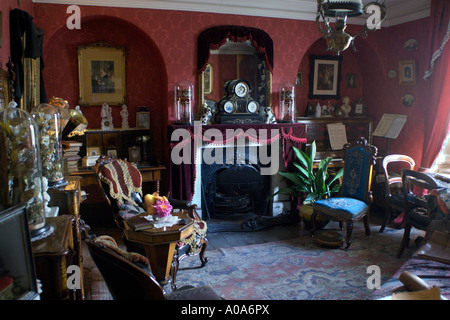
[98,160,142,206]
[313,197,368,220]
[342,147,370,201]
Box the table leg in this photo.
[144,242,176,287]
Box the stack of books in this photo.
[62,141,82,172]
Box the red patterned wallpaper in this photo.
[32,3,433,169]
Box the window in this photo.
[431,128,450,174]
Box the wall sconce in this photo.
[316,0,387,54]
[174,80,194,125]
[279,82,296,123]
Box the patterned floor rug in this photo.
[175,225,423,300]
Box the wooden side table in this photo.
[47,176,85,300]
[122,212,194,289]
[32,215,74,300]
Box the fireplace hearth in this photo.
[201,161,271,220]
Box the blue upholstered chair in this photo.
[311,137,378,249]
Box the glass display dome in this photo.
[31,103,66,187]
[279,82,296,123]
[174,80,194,124]
[0,102,52,240]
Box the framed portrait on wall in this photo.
[308,55,342,100]
[399,60,416,85]
[78,43,127,106]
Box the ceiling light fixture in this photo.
[316,0,387,54]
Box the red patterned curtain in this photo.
[422,0,450,168]
[197,25,273,73]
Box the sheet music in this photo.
[385,115,407,139]
[373,114,407,139]
[326,122,348,150]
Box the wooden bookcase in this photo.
[70,128,156,165]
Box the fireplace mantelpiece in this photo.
[169,122,307,217]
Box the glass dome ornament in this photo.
[174,80,194,125]
[279,82,295,123]
[0,102,53,240]
[31,103,67,188]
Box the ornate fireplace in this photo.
[169,122,307,222]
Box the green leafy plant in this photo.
[273,141,344,205]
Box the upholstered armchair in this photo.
[86,235,220,300]
[94,156,208,288]
[311,137,378,249]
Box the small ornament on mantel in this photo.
[101,102,114,130]
[120,104,129,129]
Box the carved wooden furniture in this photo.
[122,211,194,289]
[31,215,74,300]
[379,154,415,233]
[85,237,221,300]
[94,156,208,289]
[397,169,440,258]
[71,165,165,192]
[311,137,378,249]
[47,175,86,299]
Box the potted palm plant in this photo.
[273,141,344,229]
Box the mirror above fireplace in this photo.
[197,25,273,116]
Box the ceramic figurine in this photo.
[201,104,212,125]
[265,107,276,124]
[315,103,322,118]
[101,102,114,130]
[120,104,129,129]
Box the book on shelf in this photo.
[62,140,83,147]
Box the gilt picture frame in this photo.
[203,63,212,94]
[78,43,127,106]
[309,55,342,100]
[87,146,101,157]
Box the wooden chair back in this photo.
[382,154,415,199]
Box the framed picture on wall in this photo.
[346,73,356,88]
[203,63,212,94]
[308,55,342,100]
[78,43,127,106]
[399,60,416,85]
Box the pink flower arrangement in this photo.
[153,198,173,218]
